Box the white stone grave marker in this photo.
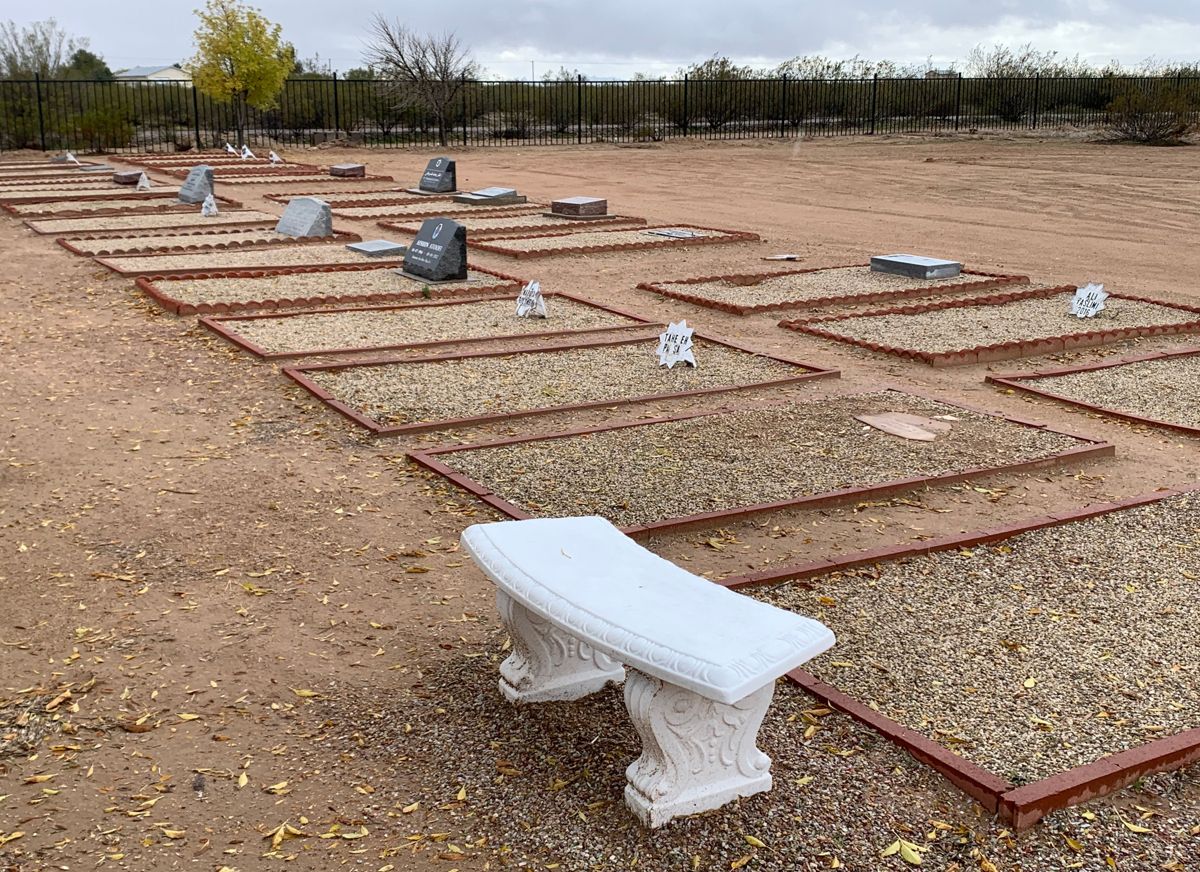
[135,172,151,191]
[201,193,219,217]
[1070,283,1108,319]
[515,281,547,318]
[656,320,696,369]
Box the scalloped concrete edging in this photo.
[407,388,1111,535]
[715,484,1200,829]
[287,333,835,435]
[3,194,243,219]
[379,214,648,239]
[469,224,761,259]
[638,264,1030,315]
[779,285,1200,366]
[136,264,527,316]
[200,290,659,359]
[267,191,440,208]
[57,228,363,258]
[986,345,1200,437]
[22,211,277,235]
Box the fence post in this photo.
[191,83,202,149]
[954,74,963,130]
[461,76,468,147]
[34,73,47,151]
[869,74,878,134]
[1031,74,1040,129]
[682,74,689,135]
[576,74,583,144]
[332,72,340,137]
[778,75,787,137]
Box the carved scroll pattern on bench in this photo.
[623,670,774,828]
[496,590,626,703]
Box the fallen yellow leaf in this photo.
[177,713,201,721]
[292,689,319,699]
[237,772,248,789]
[401,801,419,813]
[744,835,766,848]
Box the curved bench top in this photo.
[461,516,835,704]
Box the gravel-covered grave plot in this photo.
[0,178,119,191]
[0,185,180,201]
[379,212,646,238]
[473,225,758,258]
[424,391,1099,529]
[204,174,349,184]
[142,266,522,313]
[644,265,1028,313]
[294,338,820,432]
[96,243,397,276]
[993,349,1200,433]
[332,202,543,219]
[783,288,1200,364]
[208,294,651,357]
[60,227,358,257]
[6,196,197,216]
[267,189,431,206]
[25,210,279,235]
[755,492,1200,783]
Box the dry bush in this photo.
[1105,85,1197,144]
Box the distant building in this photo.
[114,65,191,84]
[924,69,961,79]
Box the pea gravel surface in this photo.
[758,493,1200,782]
[805,292,1200,353]
[155,267,513,307]
[226,296,643,354]
[26,210,279,234]
[1019,353,1200,430]
[0,185,180,199]
[207,174,333,184]
[333,202,543,219]
[9,196,188,215]
[308,340,804,426]
[656,266,1012,308]
[438,392,1085,528]
[384,212,644,237]
[101,244,383,274]
[481,226,739,254]
[273,189,432,204]
[63,228,337,256]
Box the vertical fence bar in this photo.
[779,75,787,137]
[954,73,962,130]
[869,74,878,134]
[576,74,583,144]
[1031,74,1040,129]
[34,73,46,150]
[332,72,340,138]
[682,74,689,136]
[461,76,468,146]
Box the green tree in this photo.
[61,48,112,80]
[185,0,294,146]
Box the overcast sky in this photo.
[11,1,1200,78]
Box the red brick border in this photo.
[217,173,397,185]
[779,286,1200,366]
[286,334,836,436]
[266,191,442,207]
[0,176,119,189]
[23,211,278,235]
[4,194,243,219]
[638,264,1030,315]
[200,290,659,359]
[714,484,1200,829]
[468,224,760,259]
[57,227,363,258]
[378,214,648,239]
[136,263,527,316]
[407,388,1111,535]
[0,187,177,204]
[161,165,324,178]
[332,203,547,220]
[96,246,402,278]
[986,346,1200,438]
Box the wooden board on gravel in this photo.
[286,334,834,435]
[470,224,760,259]
[411,389,1111,533]
[201,291,658,359]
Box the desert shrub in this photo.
[1106,84,1197,143]
[77,104,133,150]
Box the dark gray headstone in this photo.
[402,217,467,282]
[551,196,607,217]
[178,165,215,204]
[330,163,366,178]
[418,157,456,193]
[870,254,962,280]
[275,197,333,237]
[347,239,407,258]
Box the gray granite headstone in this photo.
[330,163,366,178]
[178,165,215,204]
[402,218,467,282]
[870,254,962,280]
[418,157,456,193]
[275,197,333,238]
[347,239,407,258]
[551,196,607,217]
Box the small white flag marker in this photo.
[201,193,219,217]
[656,320,697,368]
[269,150,283,164]
[515,281,547,318]
[224,142,238,154]
[135,172,151,191]
[240,144,256,160]
[1069,283,1108,319]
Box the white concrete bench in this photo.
[461,516,836,827]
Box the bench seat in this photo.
[461,516,835,827]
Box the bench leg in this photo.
[623,669,773,828]
[495,591,625,704]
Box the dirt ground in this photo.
[1,133,1198,872]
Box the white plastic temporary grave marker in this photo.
[515,280,547,318]
[135,172,151,191]
[201,193,219,217]
[224,142,237,154]
[66,151,80,165]
[241,144,256,160]
[269,150,282,164]
[1070,282,1108,319]
[656,320,697,368]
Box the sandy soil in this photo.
[2,135,1199,872]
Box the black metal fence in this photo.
[2,74,1198,152]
